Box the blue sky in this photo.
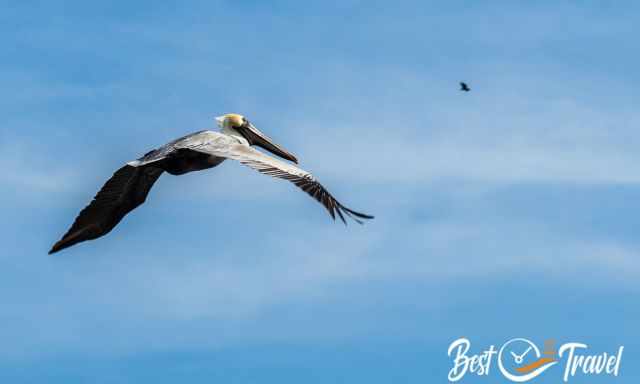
[1,1,639,382]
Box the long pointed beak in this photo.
[238,123,298,163]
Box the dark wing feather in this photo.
[49,165,163,254]
[287,170,373,224]
[248,164,373,224]
[223,145,373,224]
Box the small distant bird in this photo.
[460,82,470,92]
[49,114,373,254]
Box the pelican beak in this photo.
[238,122,298,163]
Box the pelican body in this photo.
[49,114,373,254]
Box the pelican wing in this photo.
[127,130,215,167]
[49,165,163,254]
[209,144,373,224]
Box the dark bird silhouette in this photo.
[460,82,470,92]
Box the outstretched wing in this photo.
[206,143,373,224]
[49,165,163,254]
[126,130,214,167]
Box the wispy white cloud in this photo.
[1,208,638,360]
[0,140,80,193]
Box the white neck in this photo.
[221,125,249,145]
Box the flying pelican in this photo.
[459,82,470,92]
[49,114,373,254]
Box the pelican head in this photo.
[215,113,298,163]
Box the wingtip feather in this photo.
[48,242,63,255]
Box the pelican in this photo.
[49,114,373,254]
